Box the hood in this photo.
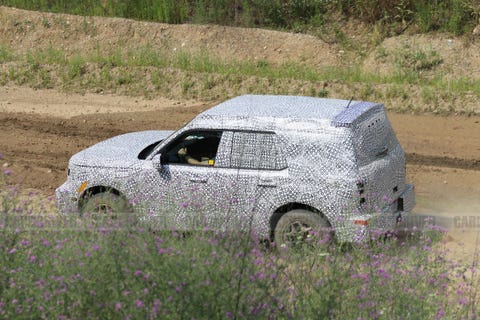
[70,130,173,168]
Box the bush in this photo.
[3,0,477,34]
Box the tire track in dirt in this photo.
[3,112,479,172]
[1,109,479,194]
[0,106,208,192]
[406,154,480,171]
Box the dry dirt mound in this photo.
[1,6,480,115]
[0,6,338,67]
[363,33,480,81]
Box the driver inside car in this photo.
[177,136,219,166]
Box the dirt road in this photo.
[2,85,478,188]
[1,86,479,255]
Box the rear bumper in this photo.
[341,184,415,242]
[399,184,415,215]
[370,183,415,229]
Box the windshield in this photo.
[147,125,186,159]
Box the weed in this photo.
[37,68,53,89]
[181,77,195,94]
[66,56,86,80]
[3,0,478,35]
[81,16,97,36]
[41,17,51,28]
[1,44,479,115]
[376,46,388,60]
[0,169,479,318]
[201,75,217,90]
[395,45,443,72]
[116,72,133,86]
[317,87,329,98]
[0,46,15,63]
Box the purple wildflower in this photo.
[458,297,469,306]
[36,279,45,288]
[377,268,391,279]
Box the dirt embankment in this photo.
[0,6,338,67]
[1,6,479,114]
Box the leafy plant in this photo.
[0,169,479,319]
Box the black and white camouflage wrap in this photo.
[56,95,415,242]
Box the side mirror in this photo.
[152,153,163,170]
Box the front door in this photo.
[141,130,239,231]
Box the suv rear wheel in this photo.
[274,210,332,249]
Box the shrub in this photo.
[3,0,477,34]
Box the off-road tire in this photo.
[81,192,131,218]
[274,209,332,249]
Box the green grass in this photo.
[2,0,479,35]
[0,45,15,63]
[0,43,479,114]
[1,168,479,319]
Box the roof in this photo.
[198,95,382,126]
[202,95,354,120]
[192,95,384,131]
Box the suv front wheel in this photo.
[81,192,131,219]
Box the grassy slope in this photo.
[0,5,479,115]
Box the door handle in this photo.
[190,177,208,183]
[258,178,277,187]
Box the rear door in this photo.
[227,131,288,231]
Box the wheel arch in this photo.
[79,185,126,209]
[269,202,331,240]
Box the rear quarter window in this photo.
[230,132,287,170]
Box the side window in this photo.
[230,132,286,170]
[162,131,222,166]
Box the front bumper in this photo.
[55,180,80,214]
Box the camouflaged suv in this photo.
[56,95,415,244]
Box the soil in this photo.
[0,6,479,258]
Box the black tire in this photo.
[81,192,131,219]
[274,209,333,249]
